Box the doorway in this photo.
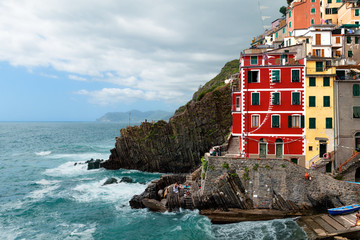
[319,141,327,158]
[356,167,360,182]
[275,139,283,158]
[259,138,267,158]
[355,132,360,151]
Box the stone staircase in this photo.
[226,135,240,155]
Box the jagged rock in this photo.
[87,159,104,170]
[141,198,167,212]
[103,178,118,185]
[120,176,133,183]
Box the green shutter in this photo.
[309,96,316,107]
[316,62,323,72]
[288,115,292,128]
[292,69,300,82]
[326,118,332,129]
[252,93,259,105]
[354,107,360,118]
[248,70,252,83]
[301,115,305,128]
[356,9,359,17]
[272,92,280,105]
[347,36,352,43]
[349,51,353,57]
[272,115,280,128]
[356,37,359,44]
[323,77,330,86]
[292,92,300,105]
[353,84,360,96]
[309,77,316,86]
[272,70,280,82]
[324,96,330,107]
[309,118,316,129]
[251,56,258,65]
[328,0,332,3]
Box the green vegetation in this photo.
[279,6,287,16]
[253,164,259,171]
[265,165,271,170]
[229,172,238,178]
[201,157,208,179]
[209,165,215,170]
[243,172,250,181]
[334,174,343,180]
[222,162,229,170]
[244,167,250,172]
[281,164,286,168]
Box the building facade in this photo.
[232,51,306,165]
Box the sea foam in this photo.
[44,161,90,177]
[35,151,51,156]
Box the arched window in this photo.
[275,138,283,158]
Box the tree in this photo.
[279,6,287,16]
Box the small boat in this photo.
[328,204,360,215]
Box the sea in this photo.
[0,122,307,240]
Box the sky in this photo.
[0,0,285,121]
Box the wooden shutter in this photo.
[313,49,316,56]
[336,37,340,44]
[309,118,316,129]
[321,49,324,57]
[326,118,332,129]
[316,34,321,45]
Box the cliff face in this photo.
[102,85,232,173]
[102,60,238,173]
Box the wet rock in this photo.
[141,198,167,212]
[87,159,104,170]
[103,177,118,185]
[120,176,133,183]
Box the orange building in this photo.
[287,0,321,36]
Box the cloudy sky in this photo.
[0,0,285,121]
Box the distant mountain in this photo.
[96,110,173,123]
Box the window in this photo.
[272,70,280,82]
[316,62,323,72]
[272,92,280,105]
[309,96,316,107]
[356,9,360,17]
[235,96,240,110]
[276,32,278,38]
[354,106,360,118]
[281,55,288,64]
[306,38,309,44]
[272,115,280,128]
[309,118,316,129]
[288,115,304,128]
[283,28,285,34]
[250,56,258,65]
[248,70,259,83]
[347,36,352,44]
[251,115,260,128]
[326,118,333,129]
[289,21,292,28]
[348,51,353,58]
[292,69,300,82]
[336,0,341,2]
[289,11,291,18]
[292,92,301,105]
[356,37,359,44]
[336,37,340,44]
[311,8,316,14]
[354,84,360,96]
[309,77,316,86]
[309,146,313,151]
[251,92,260,105]
[323,96,330,108]
[328,0,331,3]
[323,77,330,86]
[332,8,338,14]
[311,19,315,25]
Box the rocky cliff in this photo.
[101,60,239,173]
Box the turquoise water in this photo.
[0,122,306,240]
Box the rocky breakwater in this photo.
[101,85,232,173]
[130,155,360,223]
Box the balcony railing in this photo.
[336,75,360,80]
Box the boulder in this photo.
[120,176,133,183]
[141,198,167,212]
[87,159,104,170]
[103,177,118,185]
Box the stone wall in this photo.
[202,154,360,210]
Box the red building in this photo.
[232,50,306,164]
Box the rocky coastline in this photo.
[130,155,360,223]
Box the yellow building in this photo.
[305,58,336,171]
[321,0,343,25]
[338,1,360,26]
